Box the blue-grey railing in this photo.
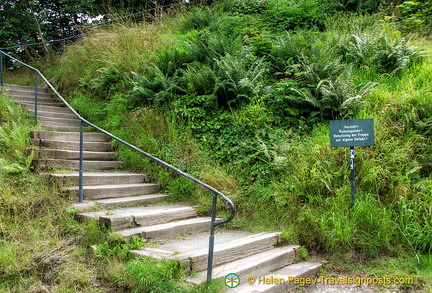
[0,50,235,282]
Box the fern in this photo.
[340,33,426,73]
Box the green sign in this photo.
[330,119,374,147]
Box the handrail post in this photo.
[62,39,66,55]
[0,53,3,93]
[34,72,38,125]
[206,192,217,283]
[79,120,84,202]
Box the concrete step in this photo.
[71,193,169,210]
[132,232,282,272]
[33,139,110,152]
[118,217,213,240]
[43,125,82,132]
[177,232,282,272]
[37,149,116,161]
[22,104,75,115]
[77,205,197,230]
[31,130,108,142]
[3,84,48,94]
[185,245,301,285]
[131,231,253,259]
[39,116,81,128]
[34,159,122,171]
[28,109,77,120]
[65,183,160,200]
[8,91,52,99]
[50,171,147,186]
[13,98,60,107]
[231,261,321,293]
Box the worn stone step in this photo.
[31,130,108,142]
[231,261,321,293]
[131,231,253,259]
[39,116,81,127]
[9,96,53,105]
[118,217,213,240]
[8,90,52,99]
[34,159,122,171]
[3,88,49,98]
[71,193,169,210]
[13,99,60,107]
[77,205,197,230]
[66,183,160,199]
[37,149,116,161]
[50,171,146,186]
[33,139,110,152]
[185,245,301,285]
[178,232,282,272]
[37,122,82,132]
[22,103,75,115]
[134,232,282,272]
[3,84,48,94]
[28,109,77,120]
[43,125,82,132]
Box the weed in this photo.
[94,237,146,259]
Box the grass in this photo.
[1,1,432,292]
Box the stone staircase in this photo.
[3,83,322,292]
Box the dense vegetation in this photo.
[1,0,431,291]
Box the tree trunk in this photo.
[28,1,50,56]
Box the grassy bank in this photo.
[1,0,431,291]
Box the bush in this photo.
[262,0,326,31]
[386,1,432,35]
[323,0,394,13]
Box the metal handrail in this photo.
[0,49,235,282]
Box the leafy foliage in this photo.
[386,0,432,35]
[323,0,394,13]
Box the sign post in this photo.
[350,147,355,207]
[330,119,374,207]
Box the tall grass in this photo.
[55,18,181,97]
[0,95,84,291]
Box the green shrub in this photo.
[262,0,325,31]
[90,64,130,98]
[386,1,432,35]
[180,6,225,32]
[220,0,325,31]
[218,0,272,15]
[323,0,393,13]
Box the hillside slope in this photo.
[52,2,431,290]
[1,1,431,291]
